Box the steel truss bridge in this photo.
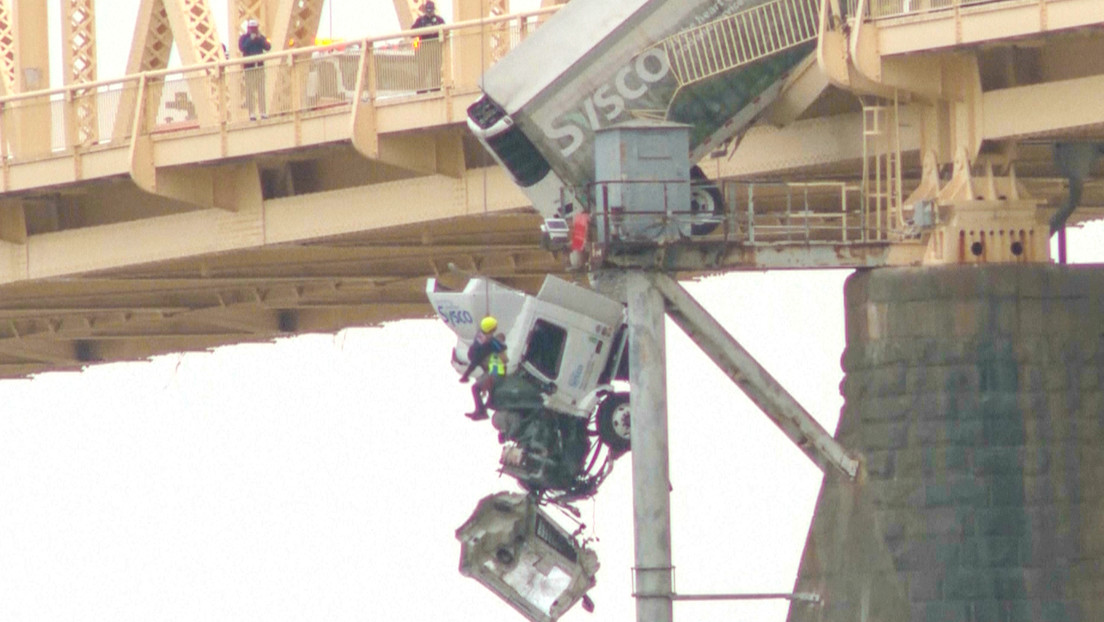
[0,0,1100,378]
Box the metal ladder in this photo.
[860,95,905,241]
[660,0,819,89]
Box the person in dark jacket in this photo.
[238,19,271,119]
[411,1,446,37]
[460,316,507,421]
[411,1,445,92]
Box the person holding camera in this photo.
[238,19,272,119]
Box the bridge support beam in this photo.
[0,199,26,244]
[129,91,264,214]
[653,272,859,480]
[625,271,674,622]
[378,129,466,178]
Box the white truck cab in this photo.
[426,274,631,501]
[427,274,628,418]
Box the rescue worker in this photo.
[459,315,503,382]
[460,316,507,420]
[238,19,271,119]
[467,335,507,421]
[411,1,445,92]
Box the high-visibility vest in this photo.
[487,353,506,376]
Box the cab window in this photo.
[524,320,566,379]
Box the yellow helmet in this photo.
[480,316,498,334]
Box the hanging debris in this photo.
[456,491,599,622]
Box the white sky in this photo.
[12,2,1104,621]
[0,270,845,622]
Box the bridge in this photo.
[0,0,1101,378]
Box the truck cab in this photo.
[427,275,631,500]
[427,275,628,419]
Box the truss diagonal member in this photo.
[126,0,176,74]
[393,0,419,30]
[263,0,324,116]
[62,0,96,84]
[474,0,512,63]
[0,0,14,95]
[115,0,174,143]
[167,0,226,66]
[660,0,819,89]
[278,0,324,50]
[651,272,860,481]
[230,0,268,56]
[163,0,225,125]
[62,0,98,147]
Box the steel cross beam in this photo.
[650,272,860,481]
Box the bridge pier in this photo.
[789,265,1104,622]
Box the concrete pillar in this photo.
[789,265,1104,622]
[626,271,673,622]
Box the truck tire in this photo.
[687,165,724,236]
[596,393,631,453]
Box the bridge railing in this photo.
[0,6,560,166]
[842,0,1015,20]
[585,179,879,248]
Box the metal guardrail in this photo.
[585,179,886,249]
[844,0,1017,20]
[0,7,559,166]
[661,0,819,88]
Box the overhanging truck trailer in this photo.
[467,0,820,228]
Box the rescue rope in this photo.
[480,8,490,316]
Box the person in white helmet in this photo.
[238,19,272,119]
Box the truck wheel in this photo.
[596,393,631,453]
[687,165,723,236]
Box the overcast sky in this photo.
[10,2,1104,622]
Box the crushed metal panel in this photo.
[535,274,623,328]
[456,492,598,622]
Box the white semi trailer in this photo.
[467,0,819,229]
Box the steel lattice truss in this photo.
[175,0,224,66]
[62,0,98,146]
[131,0,175,72]
[231,0,268,48]
[0,0,14,95]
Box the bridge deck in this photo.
[0,0,1101,377]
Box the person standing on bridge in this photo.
[411,1,445,93]
[239,19,272,120]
